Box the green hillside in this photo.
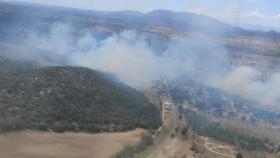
[0,66,161,133]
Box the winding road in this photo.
[204,142,235,158]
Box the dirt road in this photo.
[146,93,195,158]
[146,104,181,158]
[204,142,235,158]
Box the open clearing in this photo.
[145,95,199,158]
[0,129,144,158]
[204,142,235,158]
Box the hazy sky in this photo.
[4,0,280,30]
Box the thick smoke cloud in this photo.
[26,23,280,109]
[211,66,280,109]
[72,31,168,87]
[27,23,225,88]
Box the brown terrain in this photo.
[144,94,201,158]
[0,129,145,158]
[143,90,280,158]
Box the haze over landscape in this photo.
[5,0,280,31]
[0,0,280,158]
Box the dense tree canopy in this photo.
[0,66,161,133]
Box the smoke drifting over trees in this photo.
[24,23,280,110]
[213,66,280,109]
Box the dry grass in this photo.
[0,129,145,158]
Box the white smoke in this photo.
[210,66,280,109]
[27,23,201,88]
[26,23,280,109]
[72,31,167,87]
[28,23,73,55]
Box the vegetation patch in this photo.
[112,133,154,158]
[186,111,273,152]
[0,66,161,133]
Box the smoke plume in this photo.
[211,66,280,109]
[26,23,280,109]
[27,23,226,88]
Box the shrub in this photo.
[112,133,154,158]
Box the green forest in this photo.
[0,66,161,133]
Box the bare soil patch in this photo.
[0,129,144,158]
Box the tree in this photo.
[140,133,154,146]
[236,153,243,158]
[181,126,188,136]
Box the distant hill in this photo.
[1,1,280,73]
[0,1,279,69]
[0,1,280,42]
[0,66,161,133]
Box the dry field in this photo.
[0,129,145,158]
